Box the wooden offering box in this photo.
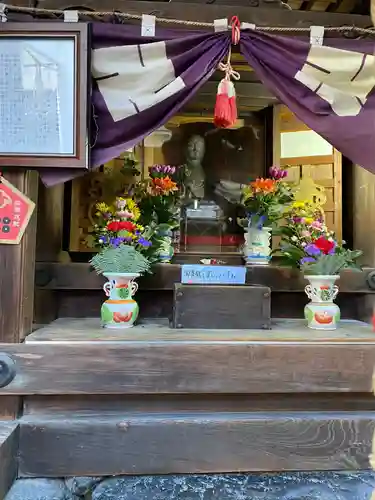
[1,318,375,477]
[173,284,271,329]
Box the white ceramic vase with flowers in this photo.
[90,197,153,328]
[276,201,362,330]
[239,166,293,265]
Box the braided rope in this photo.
[218,48,241,81]
[3,3,375,35]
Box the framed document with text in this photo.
[0,23,89,169]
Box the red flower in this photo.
[314,236,335,255]
[107,221,136,232]
[119,221,136,231]
[107,221,120,232]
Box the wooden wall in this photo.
[353,165,375,266]
[275,106,342,239]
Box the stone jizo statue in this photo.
[184,135,206,201]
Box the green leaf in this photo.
[90,246,151,275]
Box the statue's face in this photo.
[187,135,205,161]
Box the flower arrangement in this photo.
[276,200,362,275]
[93,197,151,251]
[135,165,181,230]
[89,197,153,274]
[238,166,294,229]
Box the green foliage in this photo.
[90,245,151,275]
[134,221,170,264]
[122,153,140,175]
[301,251,362,276]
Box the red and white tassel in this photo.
[213,16,241,129]
[214,79,237,128]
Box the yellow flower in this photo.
[96,202,111,213]
[305,217,314,224]
[124,198,141,221]
[292,201,305,209]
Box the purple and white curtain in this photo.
[43,22,375,185]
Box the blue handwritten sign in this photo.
[181,265,246,285]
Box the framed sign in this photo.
[0,23,89,169]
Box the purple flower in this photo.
[110,236,125,247]
[305,244,321,256]
[98,235,108,245]
[292,217,302,224]
[269,165,287,180]
[300,256,315,265]
[138,237,152,247]
[328,241,336,255]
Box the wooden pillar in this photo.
[353,164,375,323]
[0,169,38,419]
[0,170,38,343]
[34,181,65,325]
[353,164,375,266]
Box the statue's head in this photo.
[186,135,205,162]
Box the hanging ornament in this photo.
[213,16,241,129]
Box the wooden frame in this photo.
[0,23,89,169]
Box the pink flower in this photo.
[311,220,323,229]
[301,230,311,238]
[116,210,133,219]
[269,165,287,180]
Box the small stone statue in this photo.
[184,135,206,201]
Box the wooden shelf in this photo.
[27,317,375,344]
[35,261,375,293]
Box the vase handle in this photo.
[304,284,313,300]
[103,281,113,297]
[130,281,138,296]
[332,285,339,300]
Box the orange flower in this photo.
[150,176,178,195]
[250,178,276,194]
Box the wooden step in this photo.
[0,423,18,498]
[1,318,375,477]
[17,411,375,477]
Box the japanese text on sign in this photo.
[181,265,246,285]
[0,177,35,245]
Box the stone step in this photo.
[6,473,375,500]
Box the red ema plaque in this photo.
[0,176,35,245]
